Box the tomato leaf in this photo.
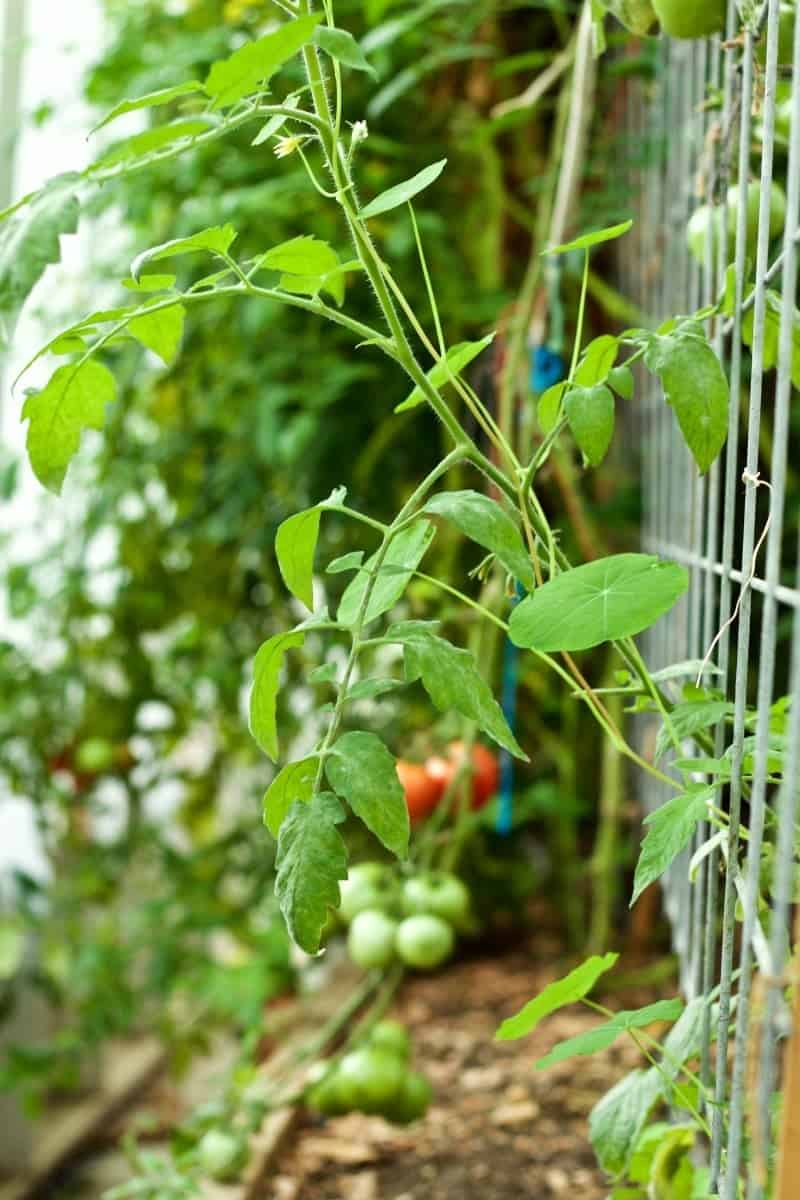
[395,333,495,413]
[0,173,80,338]
[131,225,237,280]
[544,219,633,256]
[22,360,116,493]
[509,554,688,653]
[631,786,714,907]
[496,953,619,1040]
[643,320,729,474]
[608,364,634,400]
[574,334,618,387]
[361,159,447,219]
[128,302,186,365]
[314,26,376,75]
[275,792,348,952]
[326,731,409,857]
[275,506,322,610]
[537,381,567,433]
[589,1068,662,1177]
[337,519,435,626]
[564,383,615,466]
[263,756,318,837]
[90,81,205,132]
[256,235,340,278]
[90,119,214,170]
[249,630,305,761]
[205,14,323,109]
[387,620,528,759]
[423,489,535,589]
[654,698,733,762]
[535,999,684,1070]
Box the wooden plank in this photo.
[0,1038,165,1200]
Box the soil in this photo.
[265,922,671,1200]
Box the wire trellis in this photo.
[623,1,800,1194]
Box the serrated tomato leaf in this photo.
[249,630,305,761]
[275,792,348,952]
[263,756,318,837]
[22,359,116,493]
[326,731,409,858]
[496,953,618,1040]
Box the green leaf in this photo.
[131,224,237,280]
[537,381,567,433]
[256,235,340,278]
[326,551,364,574]
[395,333,495,412]
[275,505,322,610]
[90,119,214,170]
[574,334,618,387]
[0,173,80,336]
[326,731,409,858]
[424,489,535,589]
[589,1068,662,1178]
[314,26,376,75]
[121,274,176,293]
[631,786,714,907]
[565,383,615,466]
[535,999,683,1070]
[740,289,800,390]
[509,554,688,653]
[337,519,435,626]
[263,756,318,837]
[643,320,729,474]
[655,698,732,763]
[388,620,528,760]
[361,158,447,219]
[205,14,323,109]
[659,996,708,1080]
[90,80,205,132]
[249,630,305,761]
[275,792,347,952]
[252,94,300,145]
[128,302,186,365]
[495,953,618,1040]
[22,360,115,493]
[608,364,634,400]
[345,677,405,701]
[277,267,346,306]
[544,219,633,256]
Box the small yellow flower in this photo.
[274,135,306,159]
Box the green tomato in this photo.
[339,863,399,923]
[383,1071,433,1125]
[687,181,788,266]
[652,0,725,37]
[347,910,399,970]
[395,914,455,970]
[74,737,115,774]
[368,1020,411,1061]
[604,0,659,34]
[197,1128,248,1181]
[401,872,471,927]
[307,1068,350,1117]
[336,1047,406,1114]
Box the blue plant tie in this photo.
[531,344,567,394]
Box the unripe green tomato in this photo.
[307,1068,350,1117]
[383,1071,433,1125]
[604,0,659,34]
[401,872,471,928]
[347,910,399,970]
[395,914,455,970]
[339,863,399,924]
[368,1020,411,1061]
[756,3,796,65]
[726,180,787,251]
[197,1128,248,1181]
[74,737,115,774]
[652,0,726,37]
[336,1047,405,1114]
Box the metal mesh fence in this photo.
[620,1,800,1193]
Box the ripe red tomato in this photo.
[424,741,499,810]
[396,759,441,822]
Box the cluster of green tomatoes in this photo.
[340,863,472,972]
[307,1020,433,1125]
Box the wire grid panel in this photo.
[628,1,800,1195]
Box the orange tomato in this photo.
[396,759,441,822]
[424,741,499,811]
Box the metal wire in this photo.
[627,1,800,1192]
